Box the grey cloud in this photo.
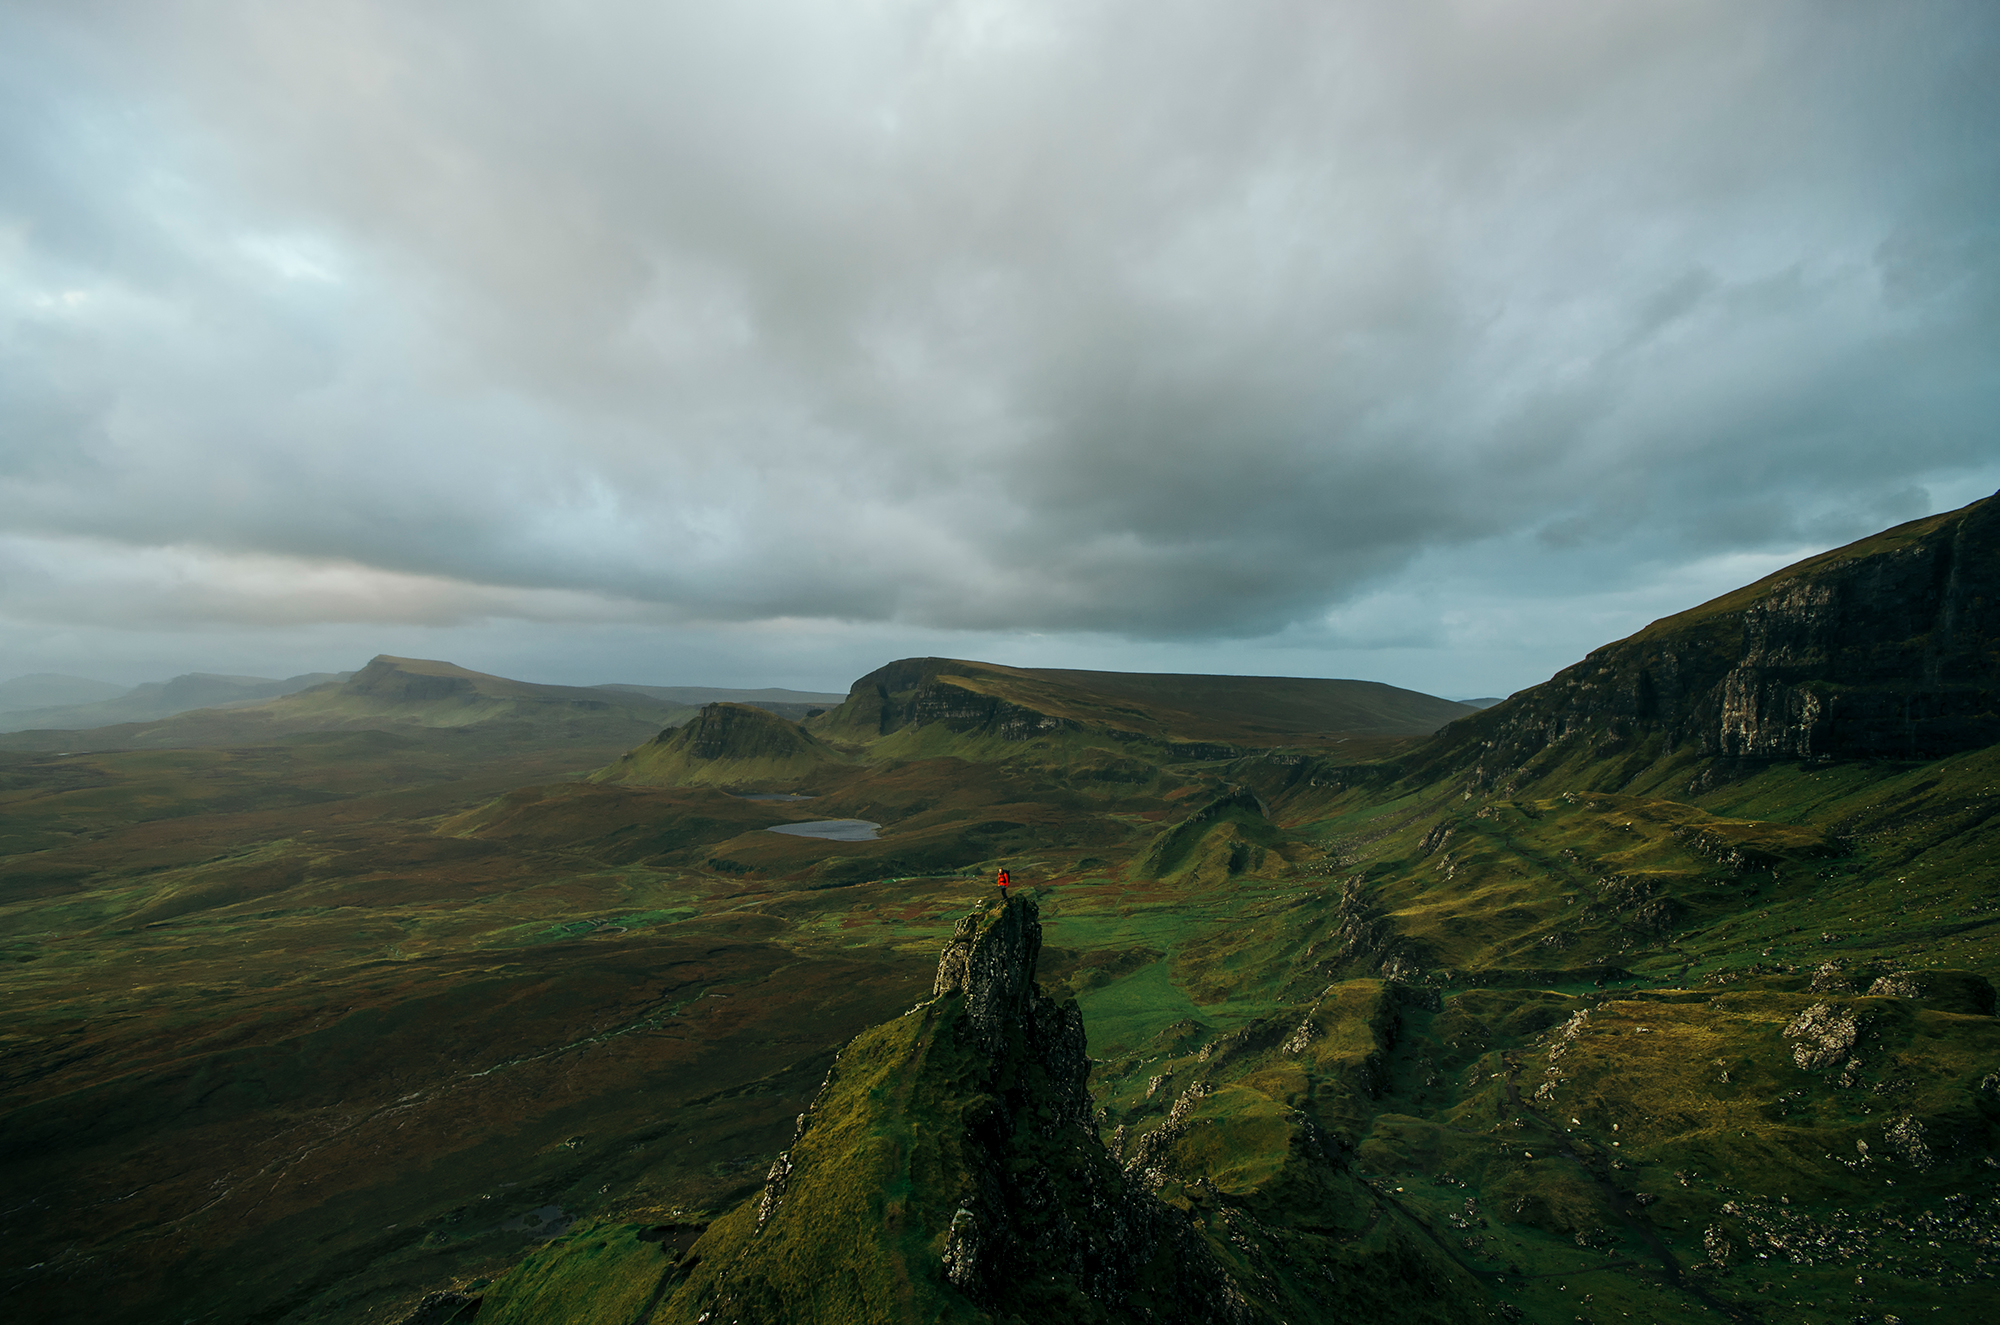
[1,0,1997,653]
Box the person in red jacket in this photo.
[996,867,1010,896]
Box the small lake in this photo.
[500,1205,573,1239]
[765,819,881,841]
[737,793,816,802]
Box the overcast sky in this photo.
[3,1,1996,698]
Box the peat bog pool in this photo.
[764,819,881,841]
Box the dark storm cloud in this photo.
[2,0,1997,647]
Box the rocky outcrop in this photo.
[931,901,1068,1062]
[1405,490,2000,791]
[659,896,1255,1324]
[1783,1002,1859,1071]
[824,657,1080,741]
[665,702,828,762]
[907,677,1080,740]
[920,898,1249,1320]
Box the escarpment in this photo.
[656,895,1253,1325]
[1405,489,2000,791]
[824,657,1084,742]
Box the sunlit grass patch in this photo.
[1074,957,1207,1057]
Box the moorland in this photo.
[3,494,1998,1325]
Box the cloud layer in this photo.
[3,1,1998,686]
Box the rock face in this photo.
[658,896,1253,1324]
[1408,490,2000,791]
[828,657,1080,741]
[923,900,1243,1320]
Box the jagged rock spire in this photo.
[654,893,1253,1325]
[933,894,1049,1052]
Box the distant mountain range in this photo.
[0,672,129,712]
[587,659,1480,812]
[0,665,849,742]
[821,657,1476,746]
[0,671,350,732]
[0,657,692,751]
[0,656,1470,754]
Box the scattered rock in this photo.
[941,1207,982,1290]
[1885,1114,1934,1170]
[396,1290,481,1325]
[1782,1002,1859,1071]
[1867,972,1921,999]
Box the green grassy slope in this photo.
[1027,667,1477,739]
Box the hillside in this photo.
[0,656,694,751]
[0,673,127,714]
[1397,490,2000,797]
[0,670,349,733]
[815,656,1472,753]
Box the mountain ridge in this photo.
[0,673,128,714]
[1394,488,2000,798]
[816,657,1474,753]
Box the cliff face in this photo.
[1408,490,2000,791]
[657,896,1251,1325]
[821,657,1080,743]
